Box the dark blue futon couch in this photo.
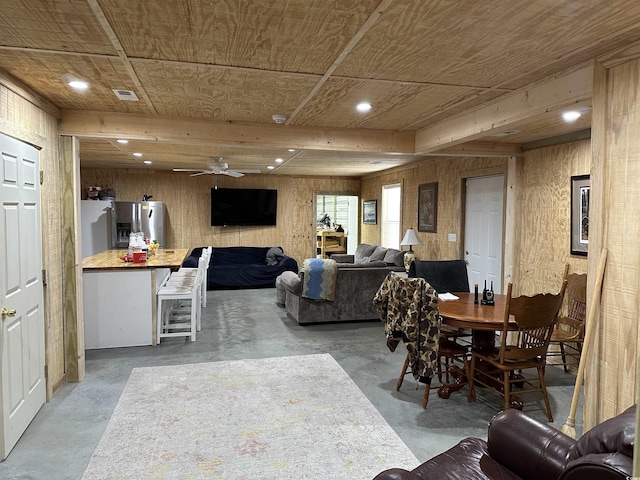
[183,246,298,289]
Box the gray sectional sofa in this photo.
[278,244,405,325]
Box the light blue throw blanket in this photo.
[301,258,338,301]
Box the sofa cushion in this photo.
[266,247,284,266]
[277,270,302,295]
[182,255,198,268]
[383,248,405,267]
[569,405,635,460]
[212,246,270,265]
[411,437,521,480]
[337,260,388,268]
[369,246,388,262]
[354,243,377,262]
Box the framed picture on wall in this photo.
[571,174,589,256]
[363,199,377,224]
[418,183,438,232]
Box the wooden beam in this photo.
[60,110,415,154]
[86,0,157,114]
[286,0,395,124]
[427,141,522,157]
[597,37,640,69]
[415,64,594,153]
[0,70,60,119]
[60,136,85,383]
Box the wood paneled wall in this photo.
[513,141,590,294]
[361,147,590,291]
[361,157,508,262]
[80,169,360,265]
[0,82,65,399]
[585,58,640,427]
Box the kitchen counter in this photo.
[82,248,189,270]
[82,248,189,349]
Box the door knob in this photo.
[1,308,16,319]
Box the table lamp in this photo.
[400,228,422,273]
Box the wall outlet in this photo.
[448,233,457,242]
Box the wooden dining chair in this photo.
[547,265,587,372]
[408,259,472,390]
[374,274,442,409]
[467,281,566,421]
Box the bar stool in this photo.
[156,264,203,342]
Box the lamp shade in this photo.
[400,228,422,247]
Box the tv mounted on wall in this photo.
[211,188,278,226]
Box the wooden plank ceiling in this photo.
[1,0,640,176]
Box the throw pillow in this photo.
[355,256,370,264]
[383,248,405,267]
[266,247,284,266]
[354,244,377,262]
[369,246,388,262]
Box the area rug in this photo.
[81,354,418,479]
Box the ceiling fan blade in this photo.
[235,169,262,174]
[173,168,206,172]
[222,170,244,178]
[189,171,210,177]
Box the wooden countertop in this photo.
[82,248,189,271]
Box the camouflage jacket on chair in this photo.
[373,273,440,383]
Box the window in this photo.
[316,194,359,254]
[381,184,401,249]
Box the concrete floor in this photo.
[0,288,581,479]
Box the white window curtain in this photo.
[381,184,401,249]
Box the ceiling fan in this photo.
[173,157,260,178]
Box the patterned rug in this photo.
[81,354,418,479]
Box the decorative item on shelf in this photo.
[87,185,101,200]
[334,224,344,233]
[317,213,332,229]
[481,280,495,306]
[400,228,422,273]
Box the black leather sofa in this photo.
[373,405,634,480]
[183,246,298,289]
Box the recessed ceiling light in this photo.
[267,165,275,170]
[356,102,372,113]
[143,160,152,164]
[275,158,283,163]
[562,111,581,122]
[288,149,296,152]
[117,139,128,144]
[68,80,89,90]
[133,152,142,157]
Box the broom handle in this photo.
[566,248,608,425]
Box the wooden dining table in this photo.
[438,292,515,351]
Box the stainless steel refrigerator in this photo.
[112,201,165,248]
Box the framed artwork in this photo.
[418,182,438,232]
[571,174,590,256]
[363,199,377,225]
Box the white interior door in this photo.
[0,134,45,459]
[464,175,504,294]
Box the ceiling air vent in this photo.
[490,129,520,137]
[112,89,139,101]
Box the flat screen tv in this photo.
[211,188,277,226]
